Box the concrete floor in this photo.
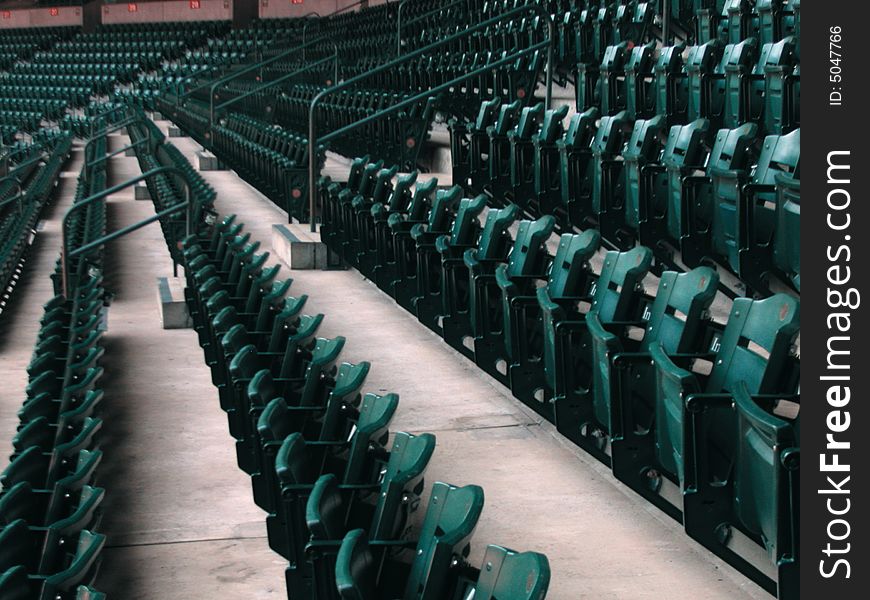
[0,125,771,600]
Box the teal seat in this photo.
[464,545,551,600]
[682,381,799,597]
[335,482,485,600]
[538,245,652,459]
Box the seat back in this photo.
[503,216,556,279]
[590,245,653,323]
[369,432,437,541]
[335,528,377,600]
[425,186,463,232]
[534,105,569,145]
[471,545,551,600]
[41,530,106,598]
[708,293,800,395]
[773,172,800,289]
[732,382,799,564]
[405,178,439,222]
[342,393,400,485]
[475,204,520,261]
[560,107,598,151]
[403,482,485,600]
[545,230,601,299]
[446,195,488,247]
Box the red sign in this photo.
[128,3,138,12]
[2,11,10,19]
[49,7,59,16]
[190,0,201,8]
[291,0,304,4]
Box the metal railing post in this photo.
[60,166,196,298]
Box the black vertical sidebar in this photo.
[802,1,868,598]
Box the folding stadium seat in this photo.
[411,194,488,333]
[455,545,551,600]
[441,205,520,358]
[538,246,653,456]
[372,177,439,293]
[530,105,570,217]
[596,114,667,248]
[610,293,799,521]
[484,100,523,200]
[554,107,598,227]
[772,173,800,290]
[507,103,554,208]
[505,230,601,421]
[232,336,347,475]
[681,380,799,597]
[469,216,556,383]
[253,361,371,513]
[334,482,484,599]
[299,431,436,599]
[390,187,463,313]
[634,118,711,266]
[684,127,799,293]
[264,392,399,571]
[0,529,105,600]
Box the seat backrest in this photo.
[534,105,569,145]
[560,107,598,151]
[278,313,324,378]
[317,361,371,442]
[385,171,418,213]
[590,246,653,323]
[661,118,710,171]
[445,195,488,248]
[590,110,628,157]
[298,336,347,408]
[475,204,520,261]
[471,545,551,600]
[545,230,601,299]
[404,482,485,600]
[752,128,800,186]
[707,293,800,395]
[503,216,556,279]
[0,482,37,526]
[732,381,798,563]
[643,267,720,354]
[405,178,439,222]
[426,186,463,232]
[335,528,377,600]
[514,103,544,139]
[706,122,757,174]
[0,566,32,600]
[474,97,501,131]
[368,431,437,540]
[39,485,105,574]
[41,530,106,598]
[342,393,400,485]
[492,100,521,136]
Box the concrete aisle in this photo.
[0,146,82,474]
[156,124,769,600]
[92,135,284,599]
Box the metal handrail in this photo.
[210,49,340,132]
[307,3,556,231]
[82,116,153,181]
[86,138,150,170]
[207,36,334,128]
[0,180,24,213]
[88,104,130,137]
[397,0,468,55]
[60,166,197,298]
[0,153,48,183]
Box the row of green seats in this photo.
[0,126,111,600]
[320,157,799,598]
[176,211,550,599]
[1,133,72,315]
[451,98,800,295]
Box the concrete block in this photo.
[197,151,226,171]
[272,224,327,270]
[168,126,185,138]
[149,111,164,121]
[134,184,151,201]
[157,277,192,329]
